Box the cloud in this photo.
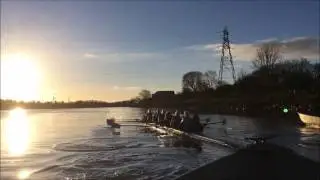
[85,52,161,63]
[255,38,278,43]
[279,37,319,59]
[84,53,98,58]
[188,37,319,61]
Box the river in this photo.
[0,107,319,180]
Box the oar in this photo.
[114,119,141,123]
[203,118,226,127]
[245,134,280,145]
[106,118,146,129]
[207,119,226,125]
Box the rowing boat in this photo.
[106,118,236,149]
[146,123,235,149]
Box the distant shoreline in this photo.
[0,102,305,126]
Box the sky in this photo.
[1,1,319,101]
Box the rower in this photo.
[152,109,159,123]
[170,110,181,129]
[154,109,160,124]
[164,111,172,126]
[142,109,148,122]
[179,111,193,132]
[158,109,165,125]
[145,109,152,123]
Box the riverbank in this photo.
[0,99,311,126]
[0,100,133,110]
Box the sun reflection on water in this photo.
[4,108,30,156]
[17,169,32,179]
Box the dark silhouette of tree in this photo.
[236,69,248,82]
[138,89,152,100]
[182,71,208,92]
[252,42,282,69]
[217,80,229,87]
[276,58,314,92]
[312,62,320,80]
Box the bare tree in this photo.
[182,71,206,92]
[203,70,218,89]
[252,42,282,69]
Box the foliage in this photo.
[138,89,152,100]
[235,58,318,95]
[182,71,218,93]
[182,71,205,92]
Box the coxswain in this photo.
[191,112,203,132]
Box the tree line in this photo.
[181,42,319,97]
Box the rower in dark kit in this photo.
[179,111,193,132]
[145,109,153,123]
[152,109,159,123]
[158,109,165,125]
[163,111,172,126]
[170,110,182,129]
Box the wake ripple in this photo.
[52,142,145,152]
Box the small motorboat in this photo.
[297,112,320,128]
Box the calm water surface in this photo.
[1,107,319,180]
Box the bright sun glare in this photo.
[1,54,41,101]
[4,108,30,156]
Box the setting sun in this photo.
[1,54,42,101]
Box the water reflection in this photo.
[18,169,31,179]
[157,135,202,151]
[3,108,30,156]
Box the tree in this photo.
[252,42,282,69]
[138,89,152,100]
[313,62,320,80]
[182,71,207,92]
[203,70,218,89]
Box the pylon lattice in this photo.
[218,26,236,83]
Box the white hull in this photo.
[146,124,235,149]
[298,112,320,128]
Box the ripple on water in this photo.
[10,109,317,179]
[34,137,229,180]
